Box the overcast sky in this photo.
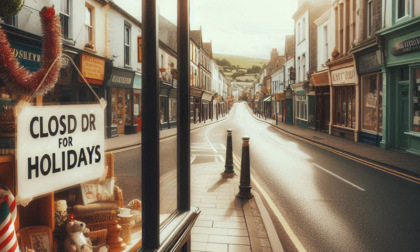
[114,0,297,60]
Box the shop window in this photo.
[361,73,383,134]
[124,24,131,66]
[334,86,355,128]
[413,68,420,132]
[295,95,308,120]
[60,0,70,39]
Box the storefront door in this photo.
[397,82,409,149]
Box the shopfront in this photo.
[285,89,293,125]
[312,70,330,132]
[202,91,213,123]
[107,67,135,137]
[380,20,420,155]
[275,93,285,123]
[293,86,308,128]
[133,73,142,132]
[328,59,359,142]
[355,50,383,146]
[190,87,202,123]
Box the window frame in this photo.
[367,0,373,37]
[124,23,131,67]
[84,4,95,49]
[295,94,308,121]
[361,72,383,134]
[395,0,412,22]
[60,0,71,39]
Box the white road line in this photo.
[220,144,226,150]
[232,153,307,252]
[190,155,196,164]
[312,163,366,191]
[205,126,218,153]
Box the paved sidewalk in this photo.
[105,113,230,151]
[190,162,282,252]
[249,107,420,177]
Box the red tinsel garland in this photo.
[0,6,62,98]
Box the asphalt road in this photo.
[111,102,420,251]
[191,102,420,252]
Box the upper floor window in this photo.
[297,22,301,42]
[323,25,328,64]
[367,0,373,37]
[60,0,70,39]
[302,18,305,41]
[397,0,409,19]
[3,15,17,27]
[124,24,131,66]
[84,5,94,49]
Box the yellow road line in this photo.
[271,127,420,184]
[232,154,307,252]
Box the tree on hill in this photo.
[247,65,262,74]
[215,58,231,67]
[232,71,245,79]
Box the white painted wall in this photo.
[284,57,295,87]
[109,6,142,72]
[271,68,284,94]
[315,8,335,72]
[15,0,107,57]
[295,10,309,83]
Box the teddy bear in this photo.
[64,220,93,252]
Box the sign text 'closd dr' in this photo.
[17,104,105,201]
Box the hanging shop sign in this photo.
[357,51,382,74]
[80,54,105,85]
[391,36,420,56]
[108,67,135,88]
[16,104,105,202]
[331,67,356,85]
[311,71,329,86]
[133,73,142,89]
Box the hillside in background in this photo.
[213,54,269,69]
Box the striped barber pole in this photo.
[0,185,19,252]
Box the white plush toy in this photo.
[64,220,93,252]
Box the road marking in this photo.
[232,153,307,252]
[269,125,420,184]
[312,163,366,191]
[205,125,218,153]
[190,155,196,164]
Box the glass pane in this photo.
[413,68,420,132]
[61,0,69,14]
[158,3,178,224]
[85,7,91,26]
[362,75,378,131]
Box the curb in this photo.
[247,105,420,180]
[253,190,284,252]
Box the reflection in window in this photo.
[413,68,420,132]
[334,86,355,128]
[362,74,383,133]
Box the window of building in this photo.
[3,14,17,27]
[137,36,142,62]
[334,86,356,128]
[60,0,70,39]
[367,0,373,37]
[124,24,131,66]
[323,25,328,64]
[413,68,420,132]
[302,54,306,81]
[298,22,301,42]
[361,73,382,134]
[297,57,301,82]
[302,18,305,41]
[397,0,408,19]
[295,95,308,120]
[84,4,94,48]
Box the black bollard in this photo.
[224,129,234,174]
[237,136,253,199]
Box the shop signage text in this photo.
[10,44,42,72]
[109,68,134,88]
[311,71,329,86]
[17,104,105,201]
[80,54,105,85]
[331,67,356,85]
[391,36,420,56]
[358,51,381,74]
